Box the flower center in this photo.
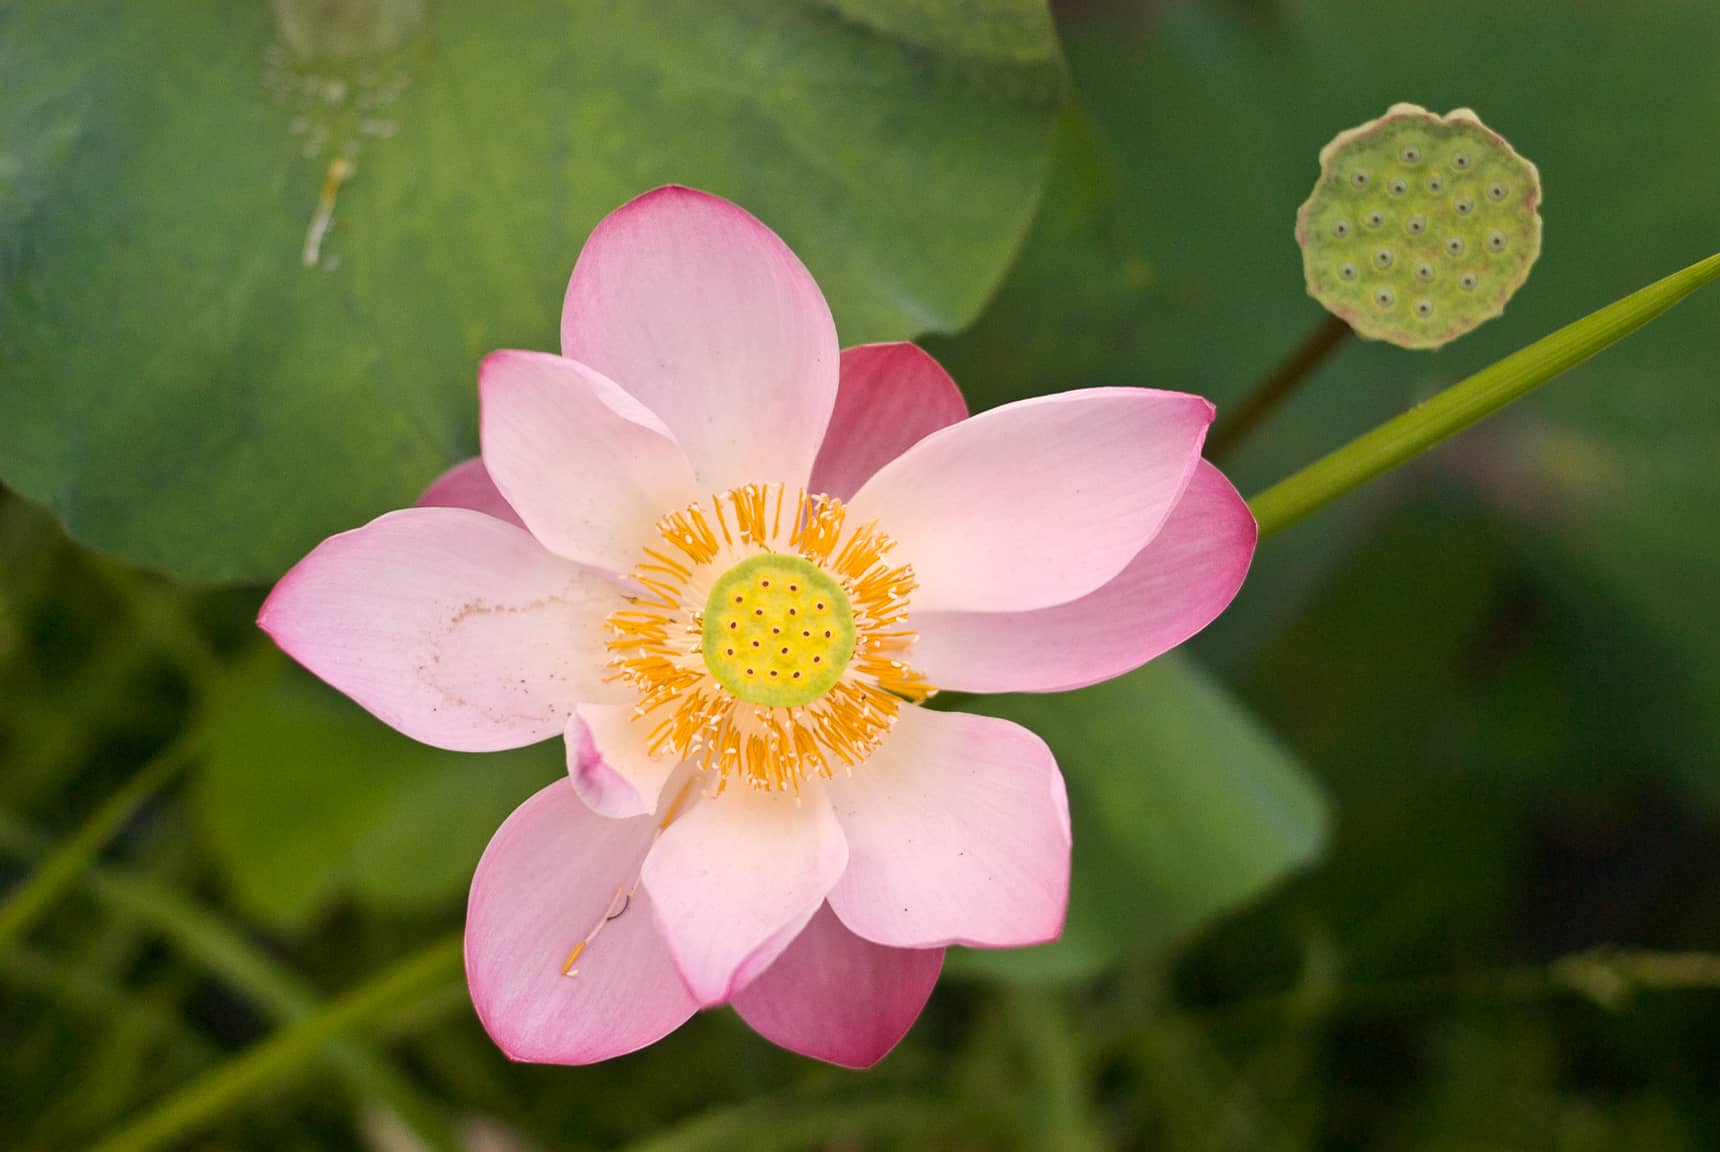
[603,483,935,794]
[702,554,856,707]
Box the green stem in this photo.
[88,932,465,1152]
[0,817,458,1152]
[0,946,216,1062]
[0,734,200,952]
[1182,947,1720,1033]
[1009,990,1106,1152]
[1248,250,1720,538]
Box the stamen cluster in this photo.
[605,483,934,792]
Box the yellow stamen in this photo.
[604,483,935,794]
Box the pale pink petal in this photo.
[561,186,838,492]
[259,508,623,752]
[847,388,1213,613]
[565,704,682,820]
[415,458,524,529]
[826,707,1070,950]
[808,344,969,502]
[643,782,847,1007]
[465,781,697,1064]
[479,350,700,573]
[732,903,943,1069]
[911,461,1257,693]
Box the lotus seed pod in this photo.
[1295,103,1542,349]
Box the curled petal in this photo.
[415,457,525,529]
[479,350,700,573]
[732,902,943,1069]
[466,781,698,1064]
[643,782,847,1007]
[911,461,1257,693]
[562,186,839,493]
[259,508,622,752]
[809,343,968,502]
[827,707,1070,950]
[847,388,1213,613]
[566,704,683,820]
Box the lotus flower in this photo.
[260,187,1256,1068]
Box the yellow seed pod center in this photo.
[702,554,856,707]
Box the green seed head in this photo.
[701,553,856,708]
[1296,103,1543,349]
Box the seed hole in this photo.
[1446,237,1466,256]
[1414,299,1434,318]
[812,656,822,664]
[1459,272,1478,291]
[1374,288,1396,309]
[1338,262,1358,282]
[1401,145,1422,164]
[1455,196,1475,216]
[1452,150,1472,170]
[1332,219,1352,238]
[1487,182,1508,202]
[1365,211,1385,229]
[1427,174,1444,192]
[1405,215,1426,236]
[1373,248,1393,270]
[1388,177,1408,196]
[1351,169,1371,189]
[1486,230,1508,253]
[1415,262,1435,282]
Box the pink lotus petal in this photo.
[809,343,969,502]
[479,350,700,573]
[643,782,848,1007]
[466,781,698,1064]
[911,461,1257,693]
[415,458,525,529]
[732,902,943,1069]
[561,186,838,492]
[847,388,1213,613]
[826,707,1070,950]
[565,704,683,820]
[259,508,622,751]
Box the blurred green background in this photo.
[4,1,1720,1148]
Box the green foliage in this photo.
[0,0,1063,584]
[198,650,559,928]
[956,655,1329,982]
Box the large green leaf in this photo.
[0,0,1063,583]
[953,654,1330,982]
[197,649,559,929]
